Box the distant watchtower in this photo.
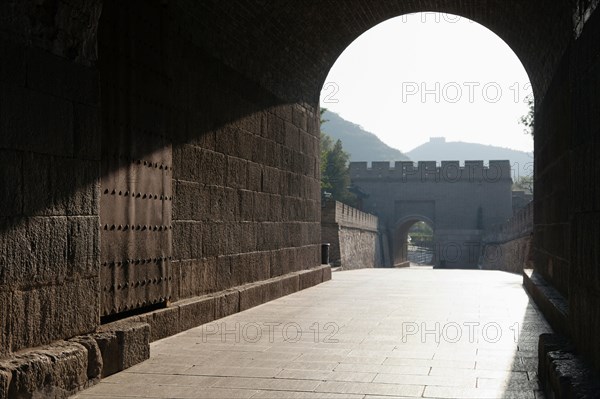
[429,137,446,144]
[349,160,513,268]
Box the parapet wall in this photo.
[483,201,534,244]
[321,201,389,269]
[480,201,534,273]
[350,160,512,182]
[321,200,379,231]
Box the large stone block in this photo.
[172,144,203,181]
[10,278,99,353]
[247,162,262,192]
[92,331,119,378]
[0,291,10,358]
[202,223,226,257]
[299,266,324,290]
[237,113,262,137]
[269,249,284,278]
[0,341,88,398]
[116,323,150,370]
[208,186,238,222]
[212,256,231,292]
[268,274,299,301]
[176,260,194,300]
[238,190,255,222]
[267,113,286,145]
[292,106,308,132]
[238,282,269,311]
[252,136,268,165]
[199,257,219,294]
[200,149,226,186]
[178,296,216,332]
[67,216,100,278]
[253,192,270,222]
[322,264,332,281]
[69,335,102,381]
[172,221,202,261]
[176,258,219,299]
[284,121,300,149]
[239,130,258,162]
[269,195,283,222]
[214,291,240,319]
[95,322,150,378]
[173,181,208,221]
[0,216,69,285]
[215,126,241,159]
[170,260,182,302]
[231,252,270,287]
[239,223,258,253]
[227,157,248,190]
[23,153,99,217]
[262,223,285,251]
[148,307,180,342]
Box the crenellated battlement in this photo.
[322,200,379,231]
[349,160,512,182]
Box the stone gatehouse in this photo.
[350,160,513,268]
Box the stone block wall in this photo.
[321,201,389,269]
[166,2,321,301]
[0,0,324,360]
[0,1,103,357]
[568,5,600,372]
[481,201,534,273]
[351,160,514,268]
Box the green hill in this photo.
[321,110,410,162]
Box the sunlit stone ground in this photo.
[73,268,551,399]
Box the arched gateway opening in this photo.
[395,216,436,268]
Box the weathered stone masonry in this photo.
[481,201,534,274]
[0,1,327,396]
[321,200,390,269]
[350,160,514,269]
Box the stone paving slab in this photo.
[72,269,551,398]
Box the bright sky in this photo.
[319,13,534,154]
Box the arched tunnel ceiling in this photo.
[182,0,574,104]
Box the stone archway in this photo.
[394,215,436,268]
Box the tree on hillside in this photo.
[324,139,357,205]
[513,175,533,194]
[520,97,534,136]
[320,109,357,206]
[320,132,333,184]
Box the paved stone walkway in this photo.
[73,269,551,399]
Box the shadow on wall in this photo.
[0,0,321,356]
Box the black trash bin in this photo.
[321,243,330,265]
